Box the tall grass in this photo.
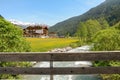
[26,38,78,52]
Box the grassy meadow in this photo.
[26,38,78,52]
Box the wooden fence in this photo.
[0,51,120,79]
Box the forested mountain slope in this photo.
[49,0,120,36]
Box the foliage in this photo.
[26,38,78,52]
[75,22,87,46]
[92,23,120,80]
[85,19,102,40]
[97,17,109,29]
[92,28,120,51]
[75,19,108,46]
[0,18,31,79]
[49,0,120,36]
[114,21,120,30]
[0,19,30,52]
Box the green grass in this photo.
[26,38,78,52]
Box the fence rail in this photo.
[0,51,120,75]
[0,51,120,61]
[0,67,120,75]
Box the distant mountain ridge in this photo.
[0,17,47,29]
[9,19,42,29]
[9,20,35,28]
[49,0,120,36]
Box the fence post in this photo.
[50,61,53,80]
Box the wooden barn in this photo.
[49,32,58,38]
[23,25,48,37]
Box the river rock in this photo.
[48,47,72,52]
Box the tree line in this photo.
[75,18,120,80]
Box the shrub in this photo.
[0,18,31,79]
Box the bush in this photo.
[92,26,120,80]
[0,18,31,79]
[92,28,120,51]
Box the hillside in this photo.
[0,15,3,19]
[49,0,120,36]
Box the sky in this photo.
[0,0,105,26]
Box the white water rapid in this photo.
[23,45,102,80]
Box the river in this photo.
[23,45,102,80]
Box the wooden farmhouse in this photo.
[23,25,48,37]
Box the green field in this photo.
[26,38,78,52]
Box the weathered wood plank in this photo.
[0,67,120,75]
[0,51,120,61]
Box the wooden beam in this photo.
[0,67,120,75]
[50,61,53,80]
[0,51,120,61]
